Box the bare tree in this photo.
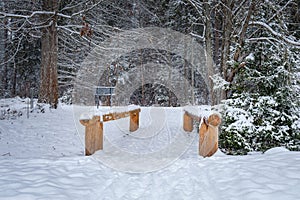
[0,0,103,107]
[187,0,300,103]
[38,0,58,108]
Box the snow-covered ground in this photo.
[0,98,300,200]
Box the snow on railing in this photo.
[80,105,140,121]
[183,105,212,120]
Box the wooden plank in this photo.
[102,108,141,122]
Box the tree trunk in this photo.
[203,0,218,105]
[233,1,256,62]
[38,0,58,108]
[220,1,233,100]
[1,18,8,97]
[11,61,17,97]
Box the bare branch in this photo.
[233,0,256,61]
[68,0,103,18]
[0,11,54,19]
[233,0,249,16]
[189,32,204,41]
[0,0,103,20]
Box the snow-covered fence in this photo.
[183,106,221,157]
[80,107,141,156]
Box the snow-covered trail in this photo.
[0,149,299,200]
[0,99,300,200]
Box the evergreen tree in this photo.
[220,0,300,154]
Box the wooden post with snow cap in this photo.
[183,106,221,157]
[199,113,221,157]
[80,116,103,156]
[183,107,202,132]
[129,109,140,132]
[183,112,194,132]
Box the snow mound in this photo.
[264,147,290,154]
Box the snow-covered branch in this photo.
[249,21,300,47]
[0,0,103,20]
[0,11,54,19]
[189,32,204,41]
[69,0,103,18]
[233,0,249,16]
[246,37,281,42]
[57,25,80,35]
[186,0,203,15]
[246,37,281,47]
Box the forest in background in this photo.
[0,0,299,154]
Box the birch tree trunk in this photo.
[38,0,58,108]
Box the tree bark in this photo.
[1,18,8,97]
[38,0,58,108]
[220,1,233,100]
[233,0,256,62]
[11,61,17,97]
[203,0,218,105]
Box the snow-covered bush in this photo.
[220,40,300,154]
[0,97,46,120]
[59,87,73,105]
[221,92,299,154]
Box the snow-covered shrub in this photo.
[220,41,300,154]
[60,87,73,105]
[221,92,299,154]
[0,97,46,120]
[0,107,23,120]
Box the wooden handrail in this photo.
[80,108,141,156]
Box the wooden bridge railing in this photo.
[183,108,221,157]
[80,108,141,156]
[80,106,220,158]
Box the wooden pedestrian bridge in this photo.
[80,105,221,157]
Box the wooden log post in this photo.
[129,109,140,132]
[183,112,194,132]
[80,116,103,156]
[199,113,221,157]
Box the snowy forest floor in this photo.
[0,97,299,200]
